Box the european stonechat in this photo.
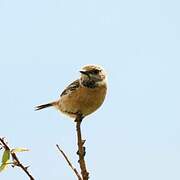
[35,65,107,119]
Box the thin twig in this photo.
[75,115,89,180]
[56,144,82,180]
[0,138,35,180]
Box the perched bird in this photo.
[35,65,107,119]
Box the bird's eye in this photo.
[91,69,100,74]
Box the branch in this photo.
[56,144,82,180]
[0,138,35,180]
[75,115,89,180]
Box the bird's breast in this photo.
[59,84,107,117]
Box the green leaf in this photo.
[0,163,9,172]
[1,150,10,164]
[11,148,29,153]
[0,150,10,172]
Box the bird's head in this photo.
[80,65,107,88]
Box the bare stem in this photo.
[75,115,89,180]
[0,138,35,180]
[56,144,82,180]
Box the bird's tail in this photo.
[35,101,57,111]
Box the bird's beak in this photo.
[80,71,88,76]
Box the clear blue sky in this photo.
[0,0,180,179]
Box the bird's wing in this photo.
[60,79,80,97]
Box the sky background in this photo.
[0,0,180,179]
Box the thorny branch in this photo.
[57,114,89,180]
[75,115,89,180]
[0,137,35,180]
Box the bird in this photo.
[35,65,107,120]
